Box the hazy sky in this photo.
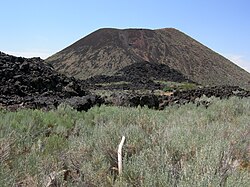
[0,0,249,72]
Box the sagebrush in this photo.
[0,97,249,186]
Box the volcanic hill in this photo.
[45,28,250,89]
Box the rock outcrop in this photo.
[0,51,103,111]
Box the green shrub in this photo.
[0,97,249,186]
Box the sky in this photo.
[0,0,249,72]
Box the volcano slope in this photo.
[46,28,250,89]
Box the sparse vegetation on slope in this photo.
[45,28,250,89]
[0,97,249,186]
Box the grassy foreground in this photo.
[0,97,249,186]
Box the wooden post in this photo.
[118,136,125,175]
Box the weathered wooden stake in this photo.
[118,136,125,175]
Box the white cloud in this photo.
[225,54,250,73]
[3,50,52,59]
